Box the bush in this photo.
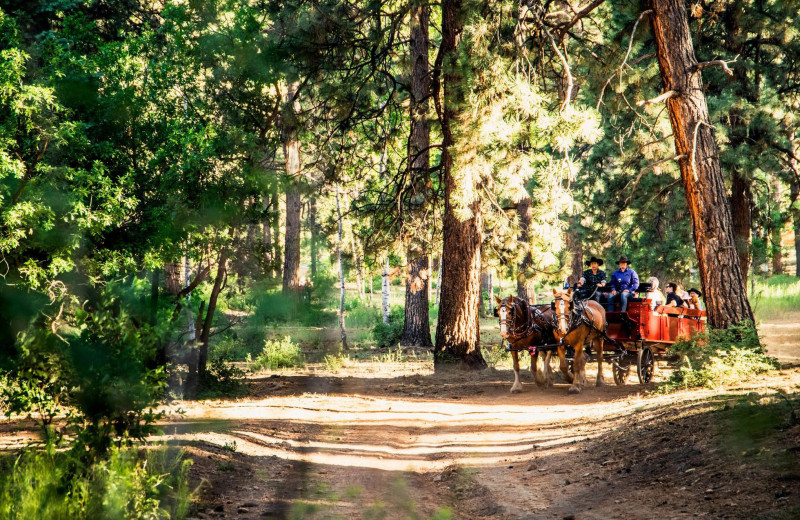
[372,306,404,348]
[198,357,247,399]
[247,336,305,371]
[0,446,193,520]
[660,321,779,392]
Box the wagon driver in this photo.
[575,255,606,304]
[607,255,639,312]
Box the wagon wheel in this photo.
[637,345,656,384]
[612,356,631,385]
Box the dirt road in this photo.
[163,327,800,520]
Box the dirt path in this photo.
[161,339,800,520]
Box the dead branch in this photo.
[543,27,574,112]
[596,9,653,111]
[636,90,678,107]
[695,55,739,77]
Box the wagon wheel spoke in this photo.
[637,345,655,384]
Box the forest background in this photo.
[1,0,800,517]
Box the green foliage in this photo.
[247,336,305,371]
[751,275,800,321]
[660,322,779,392]
[0,447,193,520]
[371,305,404,348]
[198,358,247,400]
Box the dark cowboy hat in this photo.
[688,287,702,297]
[585,256,604,266]
[615,255,632,265]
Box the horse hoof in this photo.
[596,380,606,387]
[568,387,581,395]
[510,386,523,394]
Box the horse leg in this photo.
[558,344,574,384]
[532,350,546,387]
[595,335,607,387]
[569,340,585,394]
[510,350,523,393]
[542,351,554,386]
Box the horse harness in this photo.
[500,297,547,342]
[551,295,607,339]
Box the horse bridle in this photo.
[552,295,590,336]
[500,297,544,341]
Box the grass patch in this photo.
[247,336,305,372]
[0,447,193,520]
[751,274,800,321]
[660,321,779,392]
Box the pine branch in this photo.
[694,55,739,77]
[636,90,678,107]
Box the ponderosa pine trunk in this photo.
[401,0,433,347]
[566,216,584,287]
[791,177,800,278]
[730,169,752,285]
[650,0,754,328]
[309,197,318,279]
[516,197,536,302]
[282,82,302,294]
[771,179,783,275]
[164,261,182,296]
[434,0,486,369]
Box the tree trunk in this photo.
[650,0,754,328]
[270,189,281,279]
[164,262,182,296]
[434,0,486,369]
[771,179,783,275]
[335,187,348,350]
[309,197,318,279]
[282,82,302,294]
[516,197,536,302]
[565,216,584,287]
[400,0,433,347]
[199,247,228,376]
[382,258,391,324]
[730,169,752,285]
[791,178,800,278]
[435,255,443,306]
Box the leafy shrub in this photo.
[0,447,193,520]
[660,321,779,392]
[372,306,405,348]
[481,341,511,370]
[346,300,381,328]
[323,353,350,371]
[247,336,305,371]
[198,357,247,399]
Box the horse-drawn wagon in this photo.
[496,282,707,393]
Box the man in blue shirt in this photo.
[607,255,639,312]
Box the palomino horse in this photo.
[495,295,557,392]
[551,287,607,394]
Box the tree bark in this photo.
[730,169,752,285]
[309,197,318,279]
[791,179,800,278]
[382,258,391,324]
[335,187,348,350]
[434,0,486,369]
[650,0,754,328]
[771,179,783,275]
[565,216,584,287]
[516,197,536,302]
[199,247,228,376]
[282,82,302,294]
[401,0,433,347]
[164,261,182,296]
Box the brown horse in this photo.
[551,287,607,394]
[495,295,557,392]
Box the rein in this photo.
[553,296,596,338]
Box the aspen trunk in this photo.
[382,258,391,324]
[650,0,754,328]
[335,187,348,350]
[434,0,486,369]
[401,0,433,347]
[282,82,302,294]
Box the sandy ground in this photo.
[2,317,799,520]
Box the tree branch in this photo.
[636,90,678,107]
[694,55,738,77]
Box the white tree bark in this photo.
[382,257,391,324]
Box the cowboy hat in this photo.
[585,256,604,266]
[615,255,631,265]
[688,287,702,297]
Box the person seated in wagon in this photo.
[607,255,639,312]
[665,282,687,308]
[686,287,705,310]
[575,255,607,303]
